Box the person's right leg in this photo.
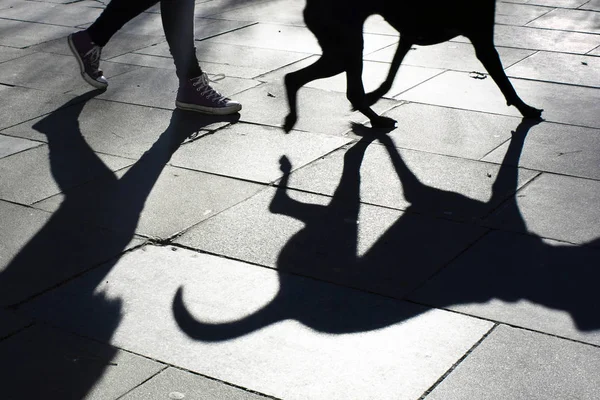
[68,0,158,89]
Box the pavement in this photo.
[1,0,599,399]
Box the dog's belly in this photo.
[407,29,462,45]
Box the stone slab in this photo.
[34,164,265,239]
[0,52,138,94]
[580,0,600,11]
[453,24,600,54]
[424,325,600,400]
[0,324,164,400]
[29,32,166,61]
[590,45,600,55]
[366,41,535,72]
[169,122,351,183]
[135,40,310,78]
[398,70,600,128]
[2,99,229,160]
[207,0,305,26]
[506,50,600,87]
[0,144,132,205]
[372,103,519,159]
[528,8,600,34]
[0,134,41,159]
[176,186,487,298]
[488,173,600,245]
[0,19,73,48]
[69,67,259,110]
[24,245,493,400]
[483,122,600,179]
[0,44,31,63]
[193,0,268,18]
[494,2,554,25]
[232,82,400,135]
[259,54,444,98]
[121,367,270,400]
[0,2,101,26]
[204,22,397,56]
[0,85,76,130]
[506,0,588,7]
[0,200,143,306]
[409,230,600,345]
[286,141,539,219]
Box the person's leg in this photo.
[68,0,159,89]
[164,0,241,114]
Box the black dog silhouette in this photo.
[283,0,543,132]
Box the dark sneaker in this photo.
[68,31,108,89]
[176,73,242,115]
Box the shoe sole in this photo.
[68,35,108,90]
[175,101,242,115]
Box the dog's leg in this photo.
[365,37,413,106]
[470,35,543,119]
[346,41,397,129]
[283,54,345,132]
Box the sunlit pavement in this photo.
[1,1,599,399]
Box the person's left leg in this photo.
[161,0,241,115]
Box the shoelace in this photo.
[83,46,102,71]
[191,73,228,104]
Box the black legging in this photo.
[87,0,202,81]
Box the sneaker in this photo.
[176,73,242,115]
[68,31,108,89]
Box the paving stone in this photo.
[0,144,132,205]
[372,103,520,159]
[0,134,40,159]
[0,324,164,400]
[0,85,79,131]
[0,52,138,94]
[69,67,259,110]
[204,22,398,56]
[399,70,600,128]
[409,230,600,345]
[232,82,400,135]
[135,40,310,78]
[590,45,600,55]
[169,122,351,183]
[29,31,166,60]
[483,122,600,179]
[193,18,256,40]
[24,245,493,400]
[453,24,600,54]
[35,164,265,239]
[0,18,73,48]
[259,54,444,98]
[363,14,399,35]
[194,0,266,18]
[506,51,600,87]
[207,0,305,26]
[0,2,102,26]
[500,0,588,8]
[494,2,554,25]
[528,8,600,34]
[580,0,600,11]
[424,325,600,400]
[177,185,487,297]
[488,173,600,245]
[0,200,143,306]
[121,367,270,400]
[0,308,30,340]
[286,141,539,219]
[3,99,230,160]
[0,44,31,63]
[366,41,535,72]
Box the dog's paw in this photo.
[283,113,297,133]
[371,116,397,130]
[518,103,543,120]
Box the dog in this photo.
[283,0,543,132]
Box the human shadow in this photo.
[0,91,239,398]
[174,117,599,341]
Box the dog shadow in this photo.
[0,91,239,398]
[173,117,599,340]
